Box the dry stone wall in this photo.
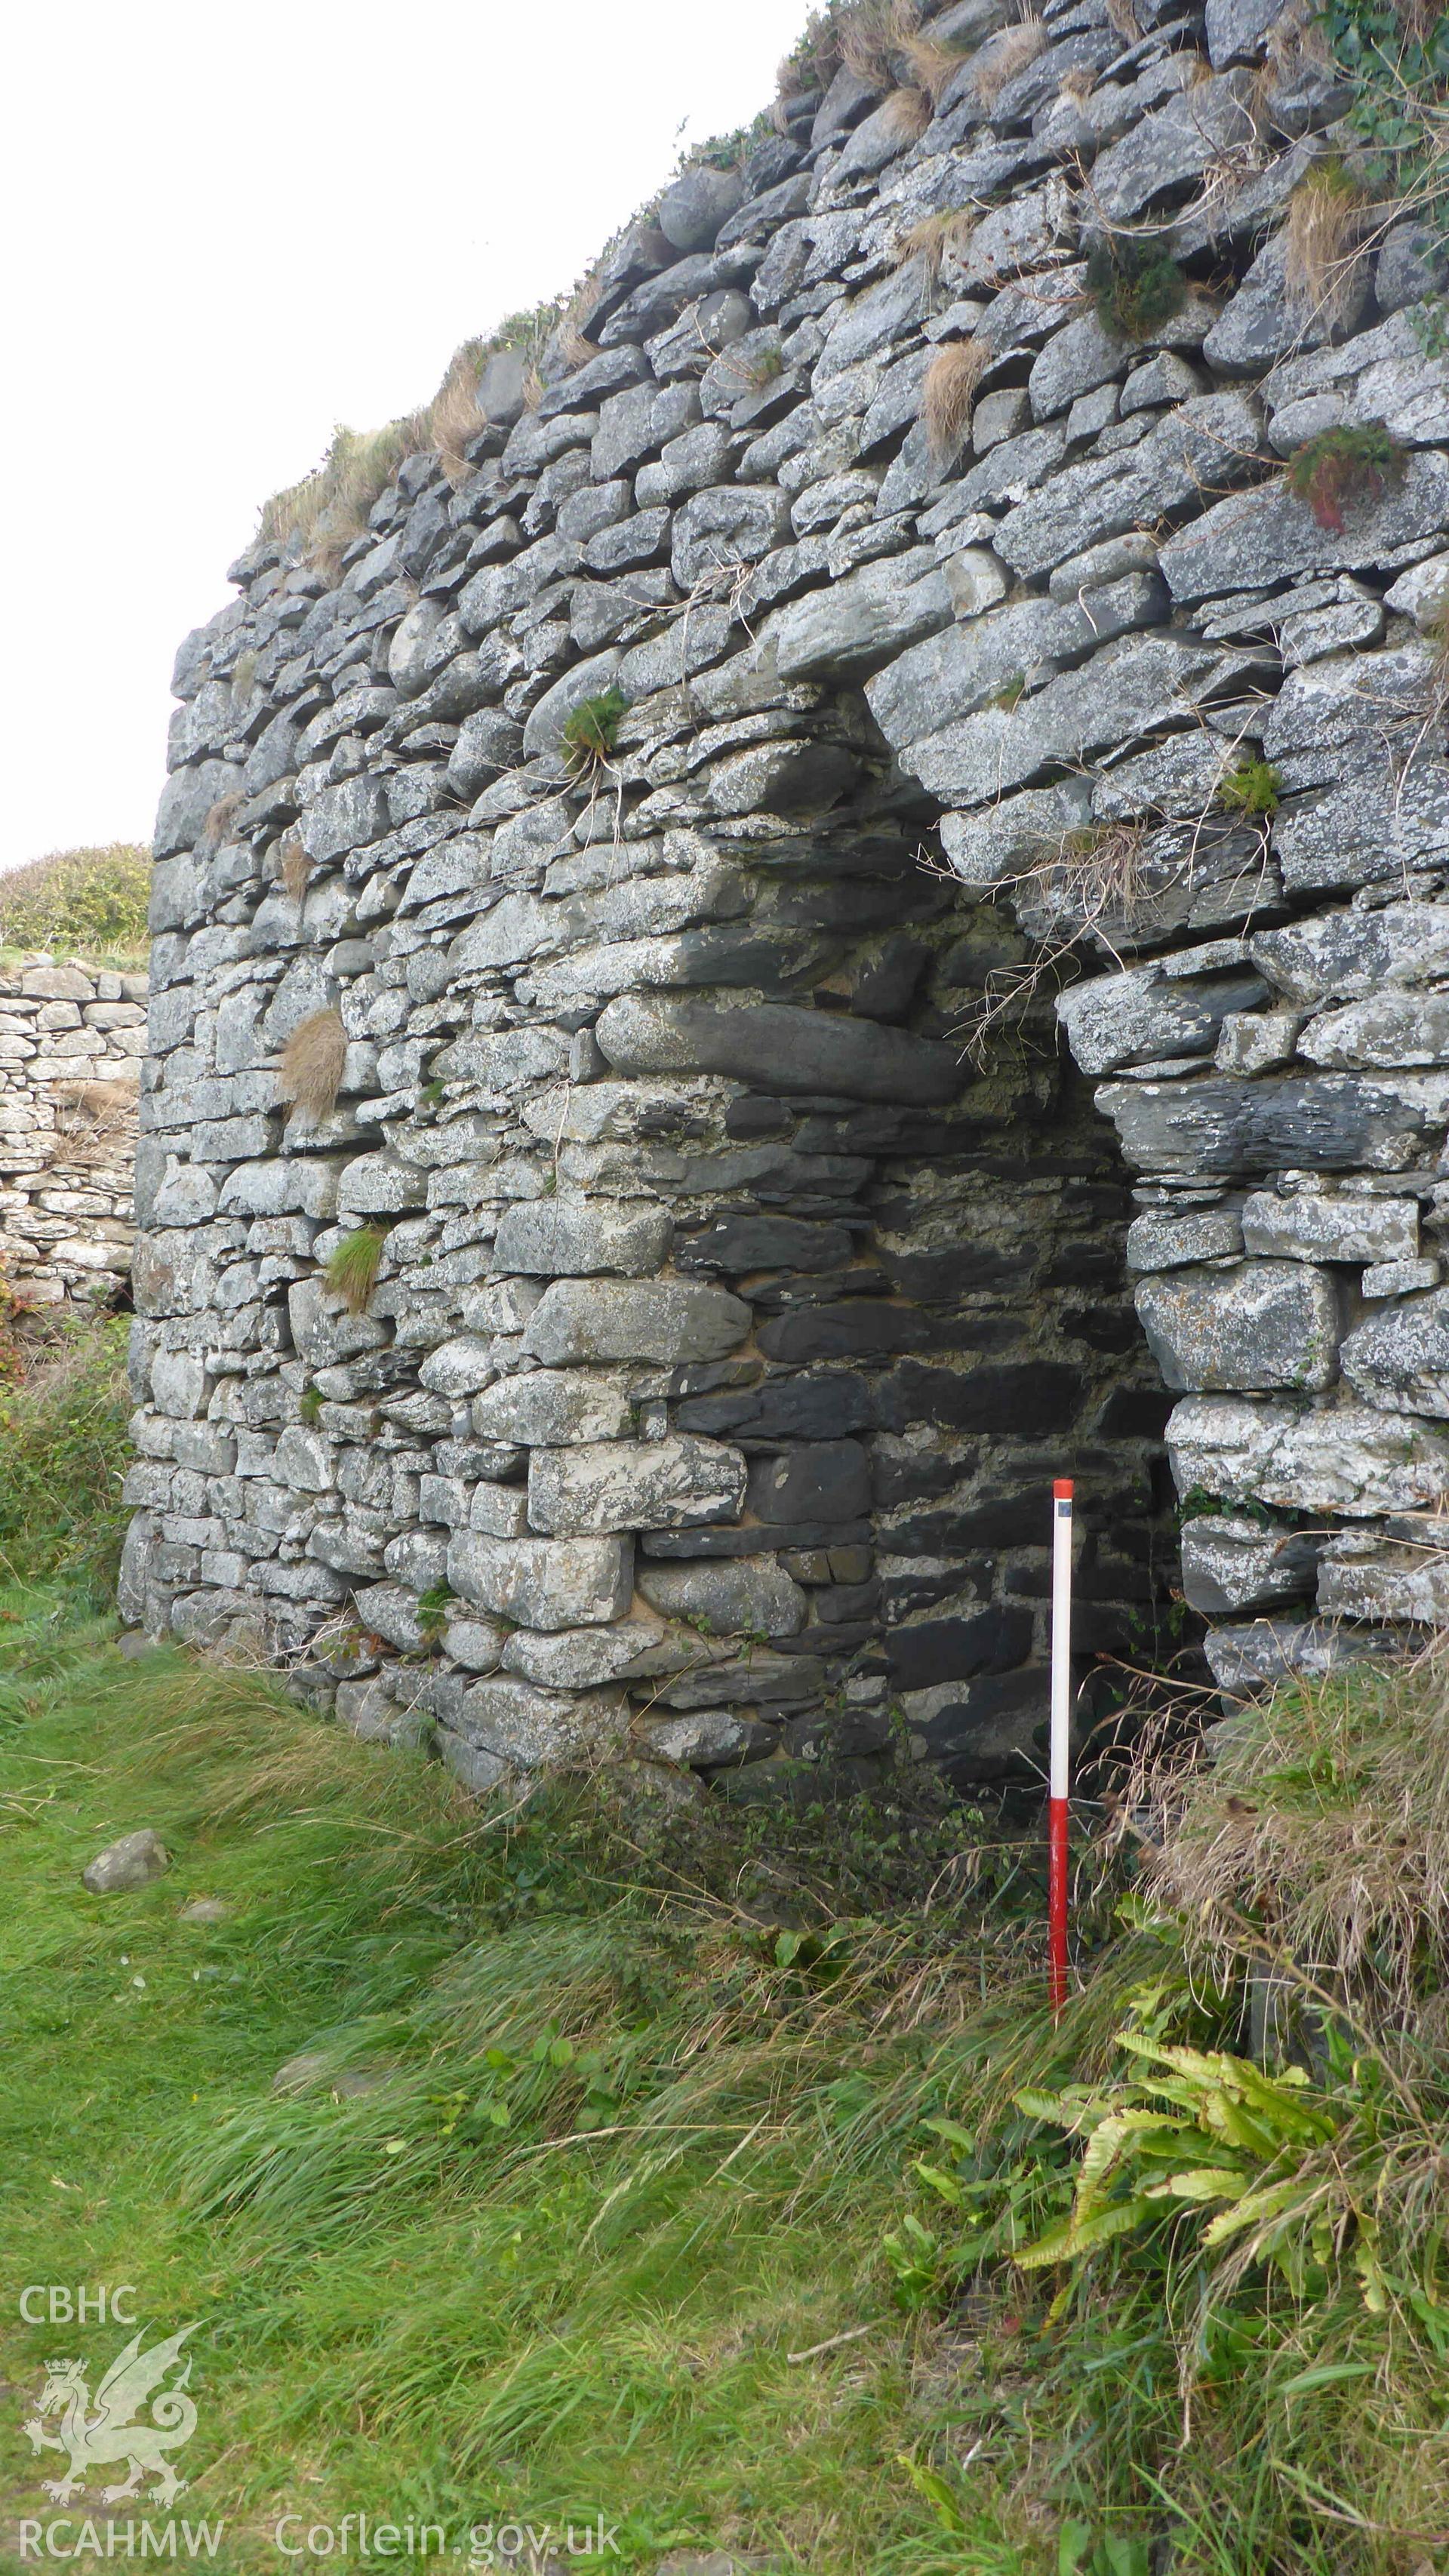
[0,959,146,1306]
[126,0,1449,1792]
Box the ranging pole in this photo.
[1049,1478,1074,2017]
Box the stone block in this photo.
[500,1617,669,1690]
[1241,1193,1418,1265]
[493,1199,673,1277]
[1317,1533,1449,1623]
[1136,1261,1341,1391]
[637,1557,808,1636]
[528,1436,746,1535]
[1179,1513,1321,1614]
[451,1676,629,1770]
[594,993,960,1104]
[1342,1288,1449,1418]
[470,1369,635,1445]
[522,1279,752,1365]
[1168,1393,1449,1516]
[446,1529,633,1630]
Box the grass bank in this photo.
[1,1330,1447,2572]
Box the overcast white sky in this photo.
[0,0,817,873]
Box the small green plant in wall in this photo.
[1217,756,1282,817]
[324,1225,389,1315]
[1284,420,1407,532]
[1085,233,1187,339]
[561,686,627,773]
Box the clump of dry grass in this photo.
[921,337,988,465]
[1057,64,1097,103]
[972,13,1047,109]
[198,791,246,857]
[881,82,932,137]
[1150,1648,1449,2032]
[277,830,310,905]
[1104,0,1140,38]
[841,0,921,91]
[426,342,488,486]
[260,422,423,583]
[277,1008,349,1125]
[899,25,975,100]
[894,205,976,281]
[1283,158,1370,319]
[1026,819,1150,927]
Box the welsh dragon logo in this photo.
[23,2323,199,2507]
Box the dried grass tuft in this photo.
[842,0,921,91]
[1283,159,1370,319]
[198,792,245,857]
[881,82,933,137]
[1057,64,1097,103]
[972,13,1047,109]
[899,29,971,99]
[427,343,488,488]
[1104,0,1141,37]
[278,830,310,905]
[894,205,976,279]
[277,1008,349,1125]
[921,337,989,465]
[1149,1648,1449,2026]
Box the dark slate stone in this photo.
[875,1361,1087,1436]
[676,1216,855,1274]
[594,995,964,1105]
[922,1673,1048,1780]
[1100,1074,1445,1177]
[746,1442,874,1524]
[675,1375,878,1442]
[756,1303,928,1365]
[888,1608,1035,1691]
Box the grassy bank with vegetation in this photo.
[1,1325,1447,2572]
[0,844,150,964]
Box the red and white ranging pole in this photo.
[1048,1478,1074,2017]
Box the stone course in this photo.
[0,957,146,1305]
[126,0,1449,1780]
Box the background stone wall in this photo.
[124,0,1449,1793]
[0,958,146,1306]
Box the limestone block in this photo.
[1058,953,1268,1076]
[1141,1254,1340,1397]
[500,1617,669,1691]
[522,1279,752,1365]
[1125,1208,1243,1270]
[1205,1617,1401,1694]
[638,1712,773,1767]
[637,1556,808,1636]
[493,1199,673,1278]
[449,1676,629,1770]
[1342,1289,1449,1418]
[1241,1193,1418,1264]
[418,1337,497,1396]
[1180,1513,1322,1614]
[352,1583,428,1651]
[446,1529,634,1630]
[469,1484,529,1538]
[1168,1393,1449,1516]
[1317,1533,1449,1623]
[528,1436,747,1536]
[470,1370,635,1445]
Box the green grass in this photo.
[2,1328,1448,2572]
[322,1227,389,1316]
[0,845,150,963]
